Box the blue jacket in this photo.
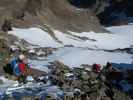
[10,58,21,76]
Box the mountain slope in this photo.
[0,0,104,32]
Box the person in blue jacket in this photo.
[10,54,26,76]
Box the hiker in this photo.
[92,63,101,73]
[10,54,27,77]
[106,62,114,73]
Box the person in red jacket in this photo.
[18,54,27,76]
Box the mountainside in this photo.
[0,0,133,99]
[0,0,104,32]
[69,0,133,26]
[1,0,133,31]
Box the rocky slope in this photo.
[70,0,133,26]
[1,0,132,31]
[0,0,133,99]
[0,0,104,32]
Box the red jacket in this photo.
[93,64,101,73]
[19,63,26,73]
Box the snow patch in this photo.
[8,28,61,47]
[8,25,133,69]
[47,47,133,67]
[8,25,133,50]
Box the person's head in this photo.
[106,62,112,68]
[92,63,97,67]
[18,54,25,62]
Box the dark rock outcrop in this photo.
[69,0,133,26]
[1,19,12,32]
[98,0,133,26]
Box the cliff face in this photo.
[0,0,103,32]
[69,0,133,26]
[98,0,133,25]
